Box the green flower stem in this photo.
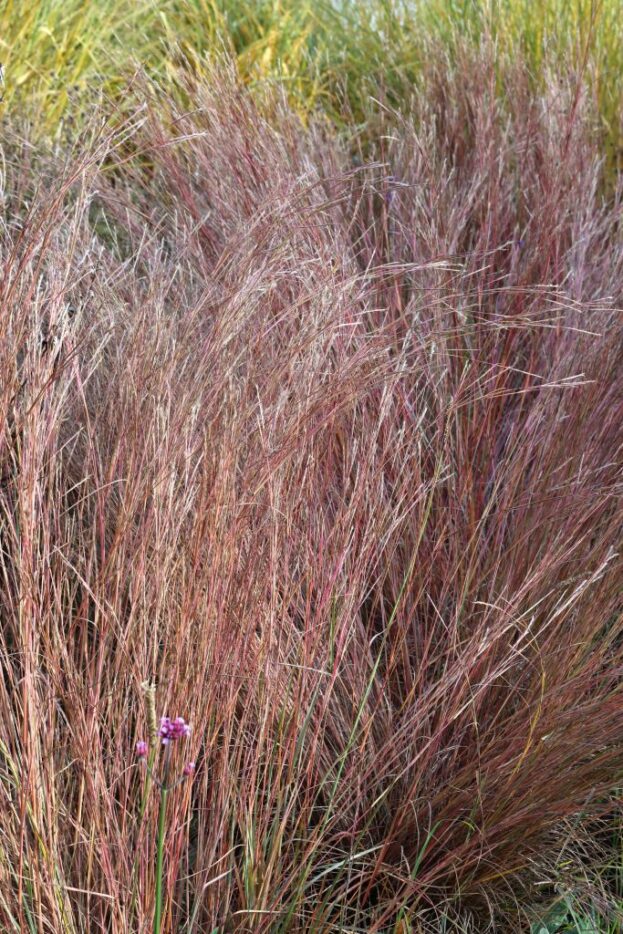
[154,783,169,934]
[154,746,171,934]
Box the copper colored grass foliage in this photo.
[1,57,623,931]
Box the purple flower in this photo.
[159,716,191,745]
[136,740,148,758]
[183,761,196,777]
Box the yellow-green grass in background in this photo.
[1,0,622,170]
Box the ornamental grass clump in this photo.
[1,53,623,931]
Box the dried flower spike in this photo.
[141,681,158,747]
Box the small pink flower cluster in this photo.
[135,715,195,781]
[159,716,191,745]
